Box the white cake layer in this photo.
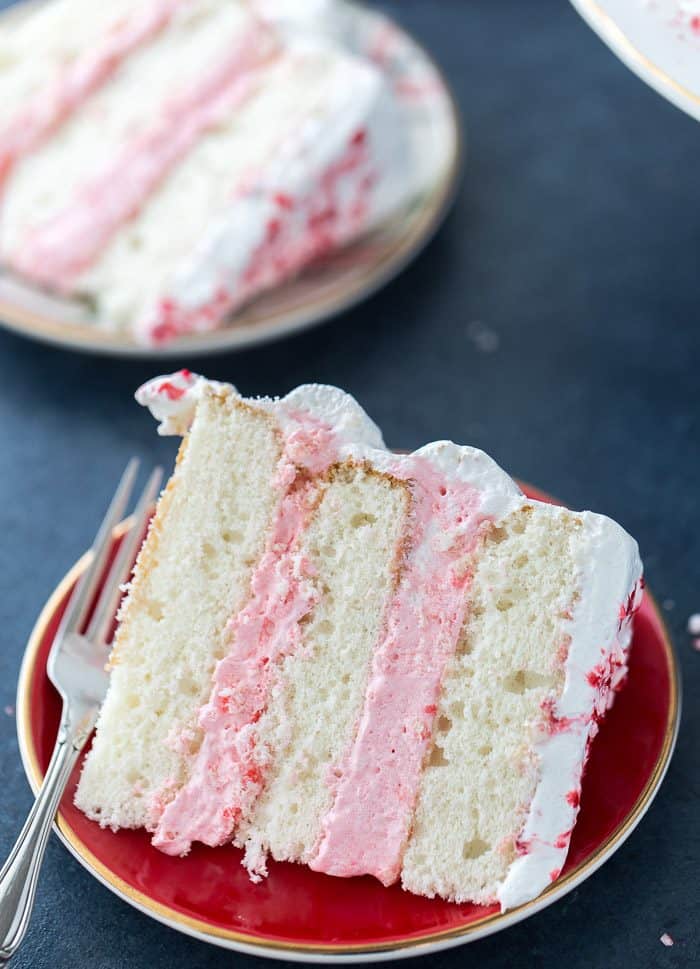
[76,393,283,828]
[237,464,410,874]
[402,501,641,909]
[0,0,260,257]
[403,501,640,910]
[402,505,582,904]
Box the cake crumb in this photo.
[466,320,500,353]
[687,613,700,635]
[692,638,700,653]
[660,932,674,947]
[662,598,675,611]
[3,705,14,717]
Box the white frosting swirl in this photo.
[134,369,232,436]
[134,372,386,450]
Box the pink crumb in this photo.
[555,638,571,665]
[692,638,700,652]
[3,705,14,717]
[554,829,573,850]
[539,696,581,735]
[660,933,674,947]
[515,837,532,856]
[274,192,295,210]
[157,381,187,400]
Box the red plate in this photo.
[16,485,680,962]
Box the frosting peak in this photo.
[134,370,233,435]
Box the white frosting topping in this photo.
[274,383,385,450]
[134,371,385,450]
[134,370,231,436]
[497,512,643,911]
[135,373,520,519]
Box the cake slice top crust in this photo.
[136,371,528,546]
[135,369,386,448]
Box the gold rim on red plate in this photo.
[14,515,681,961]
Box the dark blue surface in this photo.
[0,1,698,966]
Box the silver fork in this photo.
[0,459,162,965]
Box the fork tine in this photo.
[85,466,163,645]
[56,459,139,641]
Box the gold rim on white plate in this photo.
[570,0,700,122]
[0,0,463,359]
[15,515,681,962]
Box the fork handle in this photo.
[0,716,92,964]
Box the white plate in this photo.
[0,0,461,358]
[570,0,700,120]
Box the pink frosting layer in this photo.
[309,456,488,885]
[151,413,340,855]
[0,0,185,191]
[12,24,277,288]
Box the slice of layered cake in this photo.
[75,372,643,910]
[0,0,419,342]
